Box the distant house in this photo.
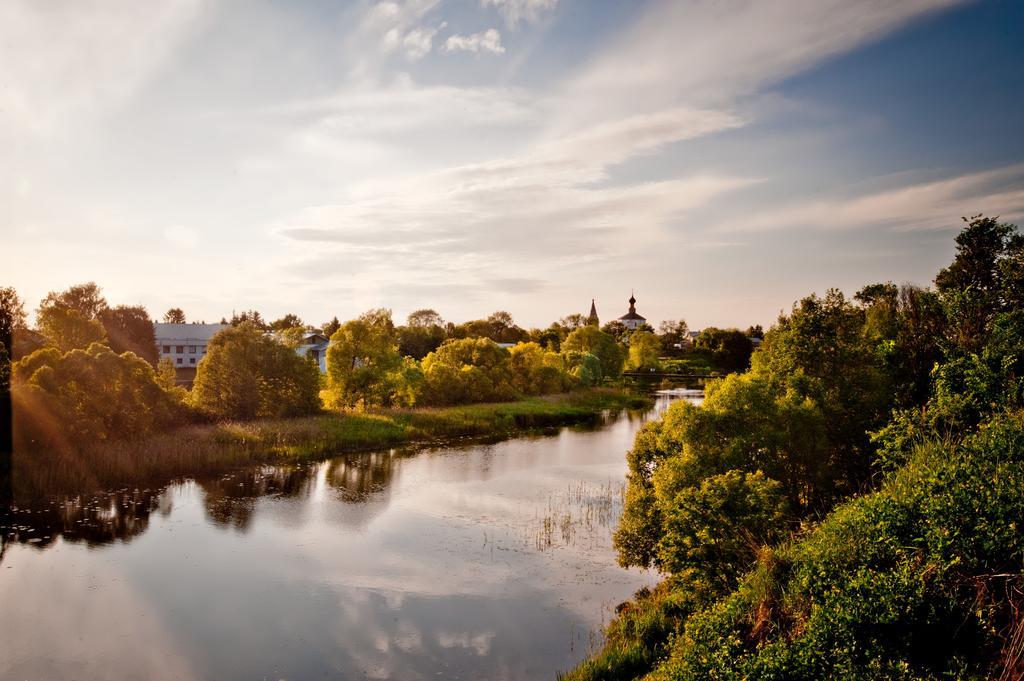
[153,322,229,384]
[296,332,331,373]
[618,293,647,331]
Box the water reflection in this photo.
[1,394,693,680]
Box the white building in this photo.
[295,332,331,373]
[153,323,229,371]
[618,293,647,331]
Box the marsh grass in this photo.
[13,388,650,500]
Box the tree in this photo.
[163,308,186,324]
[935,215,1020,354]
[563,326,625,380]
[12,342,188,444]
[269,313,304,332]
[322,316,341,338]
[191,323,321,419]
[695,327,754,372]
[601,320,631,344]
[508,342,571,395]
[230,309,267,329]
[398,309,447,360]
[560,313,588,331]
[658,319,689,349]
[100,305,158,365]
[37,306,107,352]
[39,282,107,320]
[324,309,415,409]
[407,309,444,328]
[0,286,26,462]
[656,470,789,595]
[625,330,662,371]
[420,338,517,405]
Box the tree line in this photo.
[0,281,758,448]
[566,215,1024,680]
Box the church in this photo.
[618,293,647,330]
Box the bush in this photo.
[419,337,518,405]
[191,323,321,419]
[12,342,188,444]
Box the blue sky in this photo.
[2,0,1022,329]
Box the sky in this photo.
[3,0,1023,330]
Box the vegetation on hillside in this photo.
[564,215,1024,680]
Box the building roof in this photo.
[153,323,229,342]
[618,293,646,321]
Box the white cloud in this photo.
[481,0,558,28]
[443,29,506,55]
[560,0,966,127]
[0,0,209,135]
[719,164,1024,233]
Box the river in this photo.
[0,391,699,680]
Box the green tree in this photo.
[420,337,516,405]
[163,308,186,323]
[398,309,447,360]
[99,305,158,365]
[191,323,321,419]
[13,343,188,443]
[695,327,754,372]
[324,309,414,409]
[39,282,108,320]
[37,306,107,352]
[321,316,341,338]
[563,326,624,380]
[935,214,1020,354]
[626,330,662,371]
[601,320,631,344]
[657,470,789,596]
[508,342,570,395]
[658,319,689,350]
[268,313,304,332]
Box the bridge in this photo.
[621,371,721,380]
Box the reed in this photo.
[13,388,651,500]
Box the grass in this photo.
[12,388,651,500]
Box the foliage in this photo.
[321,316,341,337]
[658,319,690,350]
[398,309,447,359]
[695,327,754,372]
[419,337,517,405]
[564,350,603,387]
[12,343,188,444]
[324,309,416,409]
[572,217,1024,681]
[163,307,186,323]
[99,305,158,364]
[268,313,304,331]
[563,326,625,380]
[601,320,631,344]
[191,323,321,419]
[625,330,662,371]
[448,310,529,344]
[508,342,572,395]
[36,305,108,352]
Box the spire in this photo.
[628,291,636,312]
[588,299,599,326]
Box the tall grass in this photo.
[13,388,651,500]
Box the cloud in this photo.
[559,0,966,127]
[0,0,209,135]
[720,164,1024,233]
[387,22,447,61]
[481,0,558,28]
[443,29,506,55]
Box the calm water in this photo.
[0,392,698,680]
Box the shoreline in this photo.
[12,388,652,501]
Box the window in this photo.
[176,358,183,365]
[189,345,197,353]
[201,346,206,354]
[175,345,184,353]
[190,357,196,365]
[162,345,170,354]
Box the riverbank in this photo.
[12,388,651,499]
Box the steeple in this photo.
[628,290,637,313]
[618,290,646,330]
[587,299,599,326]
